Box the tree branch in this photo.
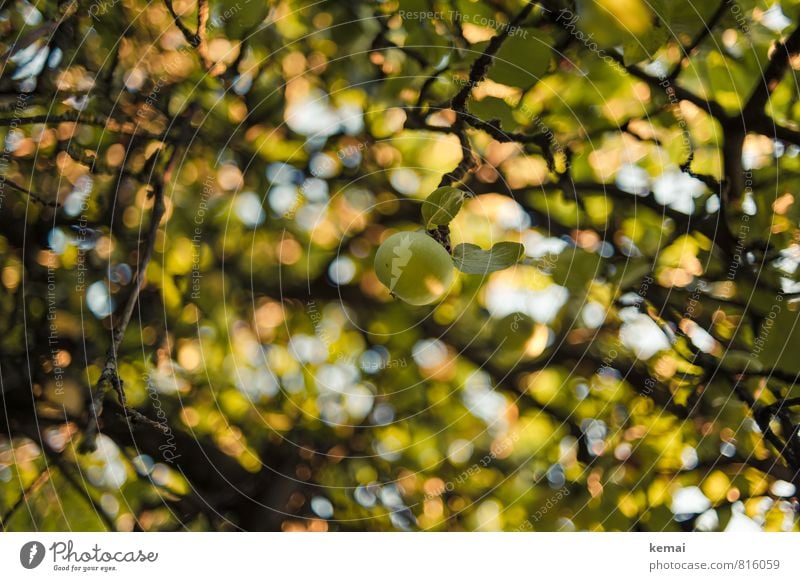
[742,23,800,122]
[666,1,728,82]
[733,381,800,488]
[81,144,175,452]
[610,53,730,122]
[431,0,537,194]
[450,1,536,111]
[2,179,59,207]
[163,0,216,73]
[163,0,199,47]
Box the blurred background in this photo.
[1,0,800,531]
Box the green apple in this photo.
[374,231,455,306]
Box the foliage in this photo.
[1,0,800,532]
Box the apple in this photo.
[374,231,455,305]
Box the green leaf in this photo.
[623,25,669,66]
[454,0,496,22]
[548,247,603,291]
[422,186,465,229]
[751,305,800,374]
[221,0,270,39]
[488,31,553,87]
[452,242,525,274]
[469,96,519,132]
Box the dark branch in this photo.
[81,144,175,451]
[3,179,59,208]
[743,23,800,122]
[450,1,536,111]
[666,1,728,82]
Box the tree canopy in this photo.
[2,0,800,532]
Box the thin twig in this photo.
[163,0,219,73]
[163,0,199,47]
[81,144,175,452]
[666,1,728,81]
[436,0,537,190]
[462,115,556,170]
[3,179,59,207]
[438,127,476,187]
